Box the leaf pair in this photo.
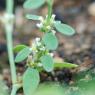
[25,16,75,36]
[14,45,54,72]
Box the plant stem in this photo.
[5,26,17,84]
[11,85,18,95]
[5,0,17,95]
[47,0,53,21]
[6,0,14,14]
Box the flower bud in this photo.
[39,17,44,22]
[49,53,54,57]
[38,63,43,67]
[36,23,43,28]
[52,30,56,35]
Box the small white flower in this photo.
[39,16,44,22]
[32,42,37,51]
[45,15,48,19]
[35,50,38,53]
[50,14,56,24]
[54,21,61,24]
[52,30,56,35]
[40,46,45,51]
[49,53,54,57]
[35,38,41,46]
[35,37,40,42]
[52,14,56,19]
[38,63,43,67]
[36,23,43,28]
[46,26,51,30]
[36,42,41,46]
[29,48,32,51]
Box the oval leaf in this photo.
[54,21,75,36]
[40,55,54,72]
[23,68,40,95]
[42,32,58,50]
[26,14,41,20]
[15,47,32,63]
[23,0,45,9]
[13,45,28,53]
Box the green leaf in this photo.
[40,55,54,72]
[23,0,45,9]
[37,62,78,72]
[42,32,58,50]
[54,62,78,69]
[15,47,32,63]
[0,81,9,95]
[13,45,28,53]
[26,14,41,20]
[23,68,40,95]
[54,21,75,36]
[34,83,64,95]
[74,78,95,95]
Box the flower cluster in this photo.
[36,14,56,34]
[28,37,54,67]
[31,38,45,51]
